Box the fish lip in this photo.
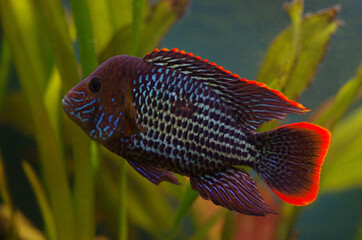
[62,96,71,110]
[62,97,68,107]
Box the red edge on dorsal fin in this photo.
[272,123,331,206]
[149,48,309,112]
[151,48,238,76]
[245,80,309,112]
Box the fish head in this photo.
[62,55,139,144]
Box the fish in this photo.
[62,48,331,216]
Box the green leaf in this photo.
[357,220,362,240]
[257,4,340,99]
[69,0,98,77]
[221,212,237,240]
[0,92,34,137]
[0,152,13,209]
[0,1,76,240]
[190,210,226,240]
[168,184,199,240]
[131,0,144,56]
[136,0,188,57]
[36,0,79,90]
[98,147,176,237]
[22,161,58,240]
[320,105,362,192]
[44,68,62,136]
[118,159,128,240]
[312,63,362,129]
[0,40,11,113]
[88,0,132,55]
[99,0,188,61]
[69,0,99,239]
[258,0,303,91]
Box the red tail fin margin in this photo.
[254,122,331,206]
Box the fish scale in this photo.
[62,48,331,215]
[121,66,253,175]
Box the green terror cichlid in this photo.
[62,48,331,216]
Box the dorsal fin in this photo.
[144,48,309,131]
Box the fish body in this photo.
[62,48,331,216]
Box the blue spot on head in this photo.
[108,129,114,137]
[111,98,114,102]
[114,118,120,127]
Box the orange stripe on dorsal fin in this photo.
[161,48,169,51]
[172,48,179,52]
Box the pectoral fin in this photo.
[127,158,180,185]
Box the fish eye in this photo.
[88,77,103,93]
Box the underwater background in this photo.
[0,0,361,239]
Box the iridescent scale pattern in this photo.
[117,65,257,176]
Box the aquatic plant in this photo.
[0,0,361,239]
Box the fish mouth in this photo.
[62,96,71,109]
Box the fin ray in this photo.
[252,122,331,205]
[127,158,180,185]
[144,48,308,131]
[190,168,276,216]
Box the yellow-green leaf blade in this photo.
[320,105,362,192]
[313,63,362,129]
[257,5,340,99]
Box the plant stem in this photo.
[117,1,144,239]
[118,159,128,240]
[69,0,99,239]
[22,161,58,240]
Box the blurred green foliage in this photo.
[0,0,361,239]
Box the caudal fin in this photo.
[252,122,331,206]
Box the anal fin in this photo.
[127,159,180,185]
[190,168,275,216]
